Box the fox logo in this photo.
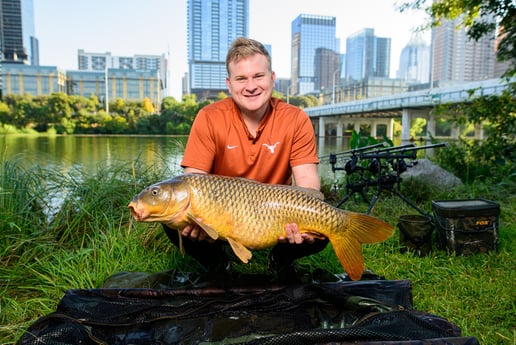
[263,142,280,154]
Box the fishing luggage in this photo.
[18,271,479,345]
[432,199,500,255]
[397,214,434,257]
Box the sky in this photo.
[33,0,431,99]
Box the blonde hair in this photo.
[226,37,272,75]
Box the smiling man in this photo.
[163,37,327,277]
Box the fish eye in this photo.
[151,187,160,196]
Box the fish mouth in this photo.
[128,202,145,221]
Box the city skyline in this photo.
[33,0,431,99]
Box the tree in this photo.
[47,93,72,126]
[399,0,516,76]
[142,98,155,113]
[0,102,10,125]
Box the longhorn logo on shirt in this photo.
[263,142,280,154]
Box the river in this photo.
[0,135,352,182]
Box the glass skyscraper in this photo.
[291,14,339,96]
[187,0,248,100]
[345,28,391,82]
[397,33,430,84]
[0,0,38,65]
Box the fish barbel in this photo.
[128,174,394,280]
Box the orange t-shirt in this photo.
[181,97,319,185]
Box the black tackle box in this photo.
[432,199,500,255]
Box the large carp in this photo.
[128,174,394,280]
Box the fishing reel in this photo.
[344,156,359,175]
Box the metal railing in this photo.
[306,78,513,117]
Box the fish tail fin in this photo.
[331,213,394,281]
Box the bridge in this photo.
[305,78,513,142]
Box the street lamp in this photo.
[286,85,291,104]
[332,69,340,104]
[105,66,109,114]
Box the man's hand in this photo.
[278,223,315,244]
[181,222,214,242]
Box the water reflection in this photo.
[1,135,350,182]
[1,135,188,175]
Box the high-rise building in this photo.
[493,25,512,78]
[291,14,340,96]
[187,0,249,100]
[2,63,65,95]
[0,0,38,65]
[397,33,430,84]
[77,50,166,73]
[76,49,167,93]
[345,28,391,81]
[66,68,161,105]
[431,15,496,86]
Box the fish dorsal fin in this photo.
[294,186,325,200]
[227,238,253,263]
[187,213,219,240]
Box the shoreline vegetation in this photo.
[0,155,514,344]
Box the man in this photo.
[163,37,327,275]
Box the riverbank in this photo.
[0,158,514,344]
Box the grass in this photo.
[0,158,515,344]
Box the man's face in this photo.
[226,54,276,115]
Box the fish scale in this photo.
[128,173,394,280]
[187,174,334,245]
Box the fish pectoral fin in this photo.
[302,230,327,240]
[187,213,219,240]
[227,238,252,263]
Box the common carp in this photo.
[128,174,394,280]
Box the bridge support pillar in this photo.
[318,117,325,137]
[474,123,484,140]
[451,125,460,139]
[336,118,343,137]
[401,109,411,144]
[371,120,377,137]
[354,122,360,134]
[426,114,436,140]
[387,118,394,139]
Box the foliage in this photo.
[287,94,320,108]
[0,92,322,135]
[433,83,516,182]
[399,0,516,77]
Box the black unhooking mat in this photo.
[18,273,479,345]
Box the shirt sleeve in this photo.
[180,109,216,172]
[290,109,320,167]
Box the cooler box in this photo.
[432,199,500,255]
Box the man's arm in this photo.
[279,163,321,244]
[184,167,208,174]
[292,163,320,191]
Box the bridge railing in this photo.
[306,78,513,117]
